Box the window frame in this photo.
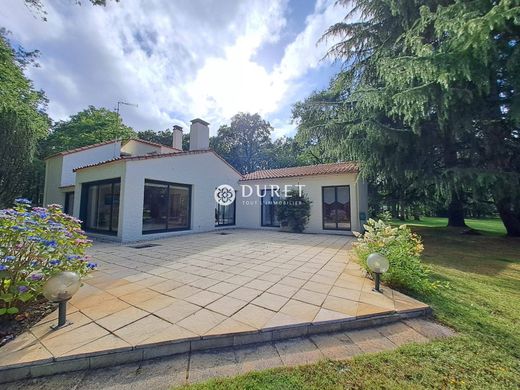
[321,185,351,231]
[142,179,192,234]
[215,199,236,227]
[260,189,281,227]
[64,191,75,215]
[80,178,121,236]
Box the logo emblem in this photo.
[214,184,236,206]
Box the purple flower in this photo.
[44,240,57,248]
[87,262,97,270]
[15,198,31,205]
[29,273,43,281]
[18,285,29,293]
[49,259,60,266]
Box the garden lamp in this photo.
[42,271,81,330]
[367,253,389,293]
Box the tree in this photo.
[0,34,48,207]
[41,106,136,157]
[211,113,274,174]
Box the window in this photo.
[80,179,120,235]
[142,180,191,233]
[322,186,351,230]
[215,201,235,226]
[261,189,280,227]
[64,192,74,215]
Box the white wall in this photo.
[43,156,64,206]
[61,141,121,187]
[235,173,365,234]
[120,152,241,242]
[121,140,161,156]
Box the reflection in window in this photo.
[322,186,351,230]
[142,180,190,233]
[261,189,280,227]
[215,201,235,226]
[82,179,120,234]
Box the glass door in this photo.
[322,186,351,230]
[81,179,120,235]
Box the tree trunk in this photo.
[496,200,520,237]
[447,193,466,227]
[398,200,406,221]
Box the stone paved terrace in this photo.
[0,229,430,382]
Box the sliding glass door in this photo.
[81,179,120,235]
[322,186,351,231]
[215,201,235,226]
[261,189,280,227]
[142,180,191,233]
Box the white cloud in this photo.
[0,0,345,136]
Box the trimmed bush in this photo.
[354,219,439,294]
[276,190,312,233]
[0,199,95,315]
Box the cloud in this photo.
[0,0,344,137]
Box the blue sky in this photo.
[1,0,346,138]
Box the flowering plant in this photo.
[354,219,439,294]
[0,199,95,315]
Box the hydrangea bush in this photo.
[354,219,440,294]
[0,199,95,315]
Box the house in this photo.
[43,118,368,242]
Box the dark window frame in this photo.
[260,189,281,227]
[80,178,121,236]
[142,179,192,234]
[322,185,351,231]
[64,191,74,215]
[215,199,236,227]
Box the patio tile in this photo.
[231,304,276,329]
[119,288,163,305]
[313,308,349,323]
[303,280,332,294]
[148,279,185,293]
[142,323,198,344]
[165,285,203,299]
[345,328,397,353]
[188,348,239,383]
[155,300,201,324]
[41,322,109,356]
[206,296,248,316]
[264,312,302,328]
[227,286,263,302]
[177,309,227,335]
[106,283,144,297]
[245,279,275,291]
[205,317,255,336]
[65,334,131,356]
[185,290,223,307]
[235,343,283,373]
[31,311,92,340]
[0,332,51,367]
[188,278,220,290]
[322,296,359,317]
[292,288,327,306]
[310,333,362,360]
[114,315,173,345]
[378,322,429,345]
[96,306,149,332]
[266,283,299,298]
[207,281,240,295]
[359,291,395,310]
[279,300,320,322]
[274,337,324,367]
[329,286,361,301]
[81,298,131,320]
[251,292,289,311]
[135,295,178,313]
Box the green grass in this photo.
[390,216,507,235]
[175,222,520,389]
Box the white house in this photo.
[43,118,368,242]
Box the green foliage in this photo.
[0,199,94,315]
[0,34,49,208]
[276,190,312,233]
[353,219,438,294]
[41,106,136,157]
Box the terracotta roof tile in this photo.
[44,140,120,160]
[240,162,358,181]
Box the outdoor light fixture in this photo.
[42,271,81,330]
[367,253,389,293]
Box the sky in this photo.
[1,0,346,138]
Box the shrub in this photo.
[353,219,438,294]
[0,199,95,315]
[276,190,312,233]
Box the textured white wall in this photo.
[61,141,121,187]
[235,173,364,234]
[120,152,241,242]
[121,140,161,156]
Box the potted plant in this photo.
[276,190,312,233]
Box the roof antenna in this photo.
[114,101,138,158]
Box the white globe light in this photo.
[43,271,81,302]
[367,253,389,273]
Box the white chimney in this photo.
[189,118,209,151]
[172,125,183,150]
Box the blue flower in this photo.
[14,198,31,205]
[44,240,57,248]
[3,256,15,262]
[87,262,97,270]
[67,255,80,261]
[13,226,28,231]
[18,285,29,293]
[49,259,60,266]
[0,264,8,271]
[30,261,39,267]
[29,273,43,281]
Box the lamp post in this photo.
[42,271,81,330]
[367,253,389,293]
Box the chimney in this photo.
[189,118,209,151]
[172,125,183,150]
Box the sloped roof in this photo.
[240,162,359,181]
[126,138,181,151]
[73,149,242,176]
[44,140,119,160]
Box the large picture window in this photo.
[64,192,74,215]
[143,180,191,233]
[261,189,280,227]
[215,201,235,226]
[322,185,351,231]
[81,179,120,235]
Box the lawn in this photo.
[176,221,520,389]
[390,216,507,236]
